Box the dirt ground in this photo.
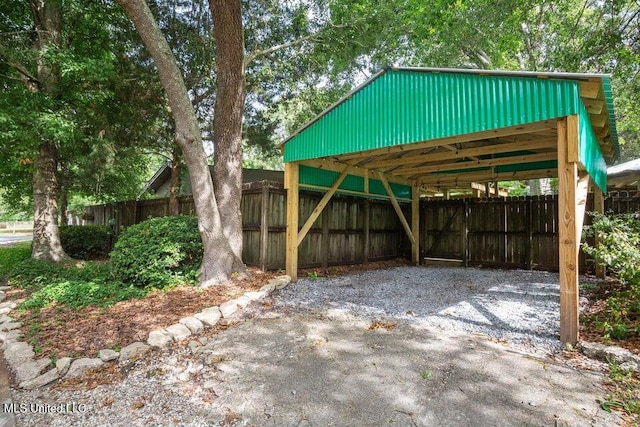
[191,305,622,426]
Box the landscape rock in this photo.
[194,307,222,326]
[269,276,291,290]
[0,314,11,323]
[165,324,192,341]
[260,282,276,294]
[0,307,12,316]
[118,342,150,362]
[14,358,51,384]
[580,341,640,370]
[5,341,34,364]
[244,290,268,301]
[0,329,20,344]
[0,301,17,310]
[66,358,104,378]
[147,329,173,348]
[0,286,10,291]
[220,296,251,318]
[56,357,72,376]
[0,321,21,331]
[19,368,60,390]
[187,340,202,354]
[98,349,120,362]
[0,291,5,302]
[179,317,204,334]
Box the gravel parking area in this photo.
[278,266,564,355]
[10,266,620,426]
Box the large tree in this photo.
[116,0,245,285]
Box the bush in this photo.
[583,212,640,286]
[110,215,202,288]
[60,225,111,260]
[8,259,146,311]
[583,211,640,341]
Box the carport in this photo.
[279,67,618,343]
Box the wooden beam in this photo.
[589,113,608,128]
[297,165,352,246]
[299,158,412,186]
[333,120,556,161]
[411,182,420,265]
[285,162,299,282]
[579,81,601,99]
[419,168,558,186]
[299,183,412,202]
[583,99,605,115]
[567,115,579,163]
[557,116,580,344]
[377,172,415,245]
[593,185,606,279]
[367,139,556,170]
[394,151,557,176]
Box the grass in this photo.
[598,362,640,418]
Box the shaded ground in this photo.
[10,266,624,426]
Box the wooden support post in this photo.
[363,200,370,264]
[285,162,299,282]
[297,165,351,246]
[462,199,469,267]
[411,182,420,265]
[557,116,583,344]
[377,172,416,245]
[259,183,270,272]
[593,186,606,279]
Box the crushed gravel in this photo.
[276,266,564,355]
[9,266,598,426]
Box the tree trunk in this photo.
[29,0,67,261]
[168,146,182,216]
[210,0,246,262]
[117,0,244,285]
[32,142,66,261]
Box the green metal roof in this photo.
[282,67,619,192]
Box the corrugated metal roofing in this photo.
[282,67,618,192]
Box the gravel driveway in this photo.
[11,266,621,426]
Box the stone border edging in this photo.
[0,276,291,390]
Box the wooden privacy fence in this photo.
[86,181,407,270]
[422,190,640,271]
[87,186,639,272]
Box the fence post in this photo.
[321,202,330,269]
[527,198,534,270]
[260,182,270,272]
[363,200,370,264]
[462,199,468,267]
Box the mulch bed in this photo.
[7,259,410,360]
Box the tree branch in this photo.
[245,32,319,67]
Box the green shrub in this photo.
[110,215,202,288]
[8,259,146,311]
[60,225,111,260]
[0,241,31,278]
[583,211,640,341]
[583,212,640,286]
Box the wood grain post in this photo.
[259,183,270,272]
[593,186,606,279]
[285,162,299,282]
[557,115,583,344]
[412,182,420,265]
[527,198,533,270]
[463,199,469,267]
